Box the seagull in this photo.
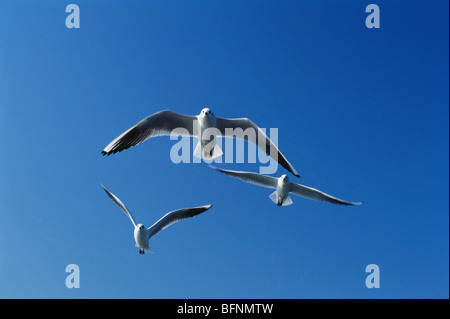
[101,108,300,177]
[210,166,363,207]
[101,185,212,254]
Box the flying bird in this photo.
[101,185,212,254]
[101,108,300,177]
[211,166,363,207]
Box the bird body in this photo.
[195,108,222,159]
[271,174,292,206]
[134,224,153,253]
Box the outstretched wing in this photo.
[289,183,363,206]
[210,166,278,189]
[215,117,300,177]
[147,204,212,239]
[101,185,137,227]
[102,110,198,155]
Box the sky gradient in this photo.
[0,0,448,298]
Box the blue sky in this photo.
[0,0,448,298]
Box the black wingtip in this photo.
[101,150,114,156]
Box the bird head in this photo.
[201,108,213,118]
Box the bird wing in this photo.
[215,117,299,177]
[211,166,278,189]
[147,204,212,239]
[101,185,137,227]
[289,182,363,206]
[102,110,198,155]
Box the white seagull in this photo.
[101,108,300,177]
[211,167,363,207]
[101,185,212,254]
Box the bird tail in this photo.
[269,191,293,206]
[209,144,223,160]
[269,191,278,204]
[281,195,293,206]
[194,142,223,160]
[194,141,202,159]
[136,243,154,254]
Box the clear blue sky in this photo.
[0,0,448,298]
